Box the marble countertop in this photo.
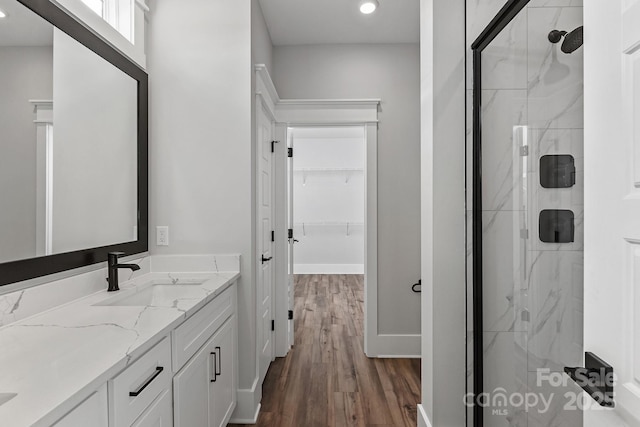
[0,270,239,427]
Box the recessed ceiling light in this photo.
[359,0,379,14]
[0,9,7,18]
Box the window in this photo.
[81,0,133,42]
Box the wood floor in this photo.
[230,274,421,427]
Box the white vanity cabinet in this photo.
[53,385,109,427]
[109,337,172,427]
[173,286,237,427]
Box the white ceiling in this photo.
[258,0,419,46]
[0,0,53,47]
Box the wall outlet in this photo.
[156,226,169,246]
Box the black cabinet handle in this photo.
[210,352,217,382]
[261,255,273,264]
[412,280,421,293]
[215,346,221,376]
[129,367,163,397]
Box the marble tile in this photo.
[528,128,584,174]
[527,251,583,372]
[481,11,529,90]
[482,211,528,332]
[527,7,584,129]
[528,0,583,7]
[526,371,583,427]
[481,90,528,211]
[466,0,516,89]
[483,331,529,426]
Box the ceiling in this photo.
[258,0,419,46]
[0,0,53,47]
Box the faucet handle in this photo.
[108,251,126,263]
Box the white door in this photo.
[287,129,295,347]
[584,0,640,425]
[257,102,275,383]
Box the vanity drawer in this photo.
[109,336,172,427]
[172,284,235,372]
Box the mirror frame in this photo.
[0,0,148,287]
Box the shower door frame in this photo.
[470,0,531,425]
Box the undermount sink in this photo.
[94,283,204,307]
[0,393,17,407]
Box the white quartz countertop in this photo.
[0,270,239,427]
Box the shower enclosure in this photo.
[469,0,584,426]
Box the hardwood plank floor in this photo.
[230,274,421,427]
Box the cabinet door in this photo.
[54,384,108,427]
[131,388,173,427]
[173,339,214,427]
[210,316,237,427]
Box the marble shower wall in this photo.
[466,1,584,426]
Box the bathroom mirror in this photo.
[0,0,148,286]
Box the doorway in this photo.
[290,126,365,275]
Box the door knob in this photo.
[261,255,273,264]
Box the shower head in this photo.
[548,26,583,54]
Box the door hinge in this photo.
[520,145,529,156]
[271,230,275,242]
[288,229,293,239]
[271,140,279,153]
[288,310,293,320]
[288,147,293,158]
[271,320,275,331]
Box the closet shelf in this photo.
[293,221,364,236]
[294,168,364,184]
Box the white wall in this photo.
[420,0,466,425]
[293,129,365,273]
[0,47,53,263]
[52,29,137,254]
[273,43,421,336]
[147,0,256,403]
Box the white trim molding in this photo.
[417,404,433,427]
[134,0,150,13]
[276,99,380,125]
[229,378,262,424]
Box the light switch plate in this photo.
[156,226,169,246]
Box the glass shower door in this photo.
[471,1,584,426]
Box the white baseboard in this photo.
[294,264,364,274]
[417,404,432,427]
[229,378,261,424]
[365,333,421,358]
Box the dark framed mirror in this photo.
[0,0,148,286]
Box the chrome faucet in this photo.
[107,252,141,292]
